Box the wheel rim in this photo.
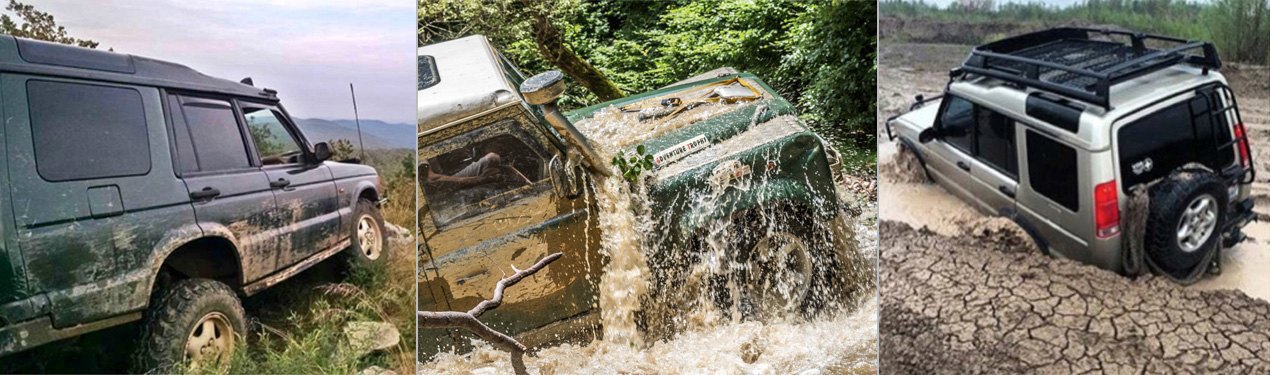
[357,215,382,260]
[1177,194,1218,253]
[745,232,813,315]
[184,312,234,371]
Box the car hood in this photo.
[325,160,377,179]
[565,73,804,175]
[894,101,941,132]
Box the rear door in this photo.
[926,95,1018,213]
[238,102,341,268]
[168,93,282,282]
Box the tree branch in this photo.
[418,252,563,375]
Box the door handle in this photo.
[998,185,1016,198]
[956,161,971,171]
[189,187,221,200]
[270,178,292,188]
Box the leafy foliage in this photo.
[612,144,655,183]
[420,0,878,170]
[0,0,98,48]
[881,0,1269,64]
[328,139,359,161]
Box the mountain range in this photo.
[293,118,414,150]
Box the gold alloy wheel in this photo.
[357,214,383,260]
[184,312,234,371]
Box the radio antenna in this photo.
[349,83,366,161]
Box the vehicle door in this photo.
[924,95,993,210]
[168,93,282,282]
[418,106,600,339]
[238,101,341,268]
[2,76,192,325]
[967,104,1019,213]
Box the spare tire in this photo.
[1143,169,1227,280]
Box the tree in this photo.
[329,139,358,161]
[419,0,624,102]
[0,0,98,48]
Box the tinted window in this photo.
[242,106,302,165]
[1027,131,1079,211]
[976,108,1017,176]
[178,97,251,171]
[28,80,149,181]
[167,94,199,173]
[1117,92,1235,188]
[422,122,546,227]
[940,96,974,153]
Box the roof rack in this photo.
[958,27,1221,108]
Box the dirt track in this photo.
[878,37,1270,373]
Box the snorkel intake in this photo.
[520,70,613,177]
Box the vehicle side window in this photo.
[422,122,546,227]
[976,107,1017,177]
[1027,131,1079,211]
[242,105,303,165]
[1117,93,1235,188]
[28,80,149,181]
[940,96,974,153]
[175,96,252,172]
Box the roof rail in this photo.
[959,27,1221,108]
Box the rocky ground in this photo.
[877,29,1270,373]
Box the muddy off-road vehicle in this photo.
[887,28,1255,281]
[0,37,388,369]
[419,36,866,355]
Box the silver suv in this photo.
[887,28,1255,281]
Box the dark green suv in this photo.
[0,37,388,370]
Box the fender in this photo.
[141,223,244,299]
[897,136,934,182]
[676,178,836,237]
[999,207,1050,256]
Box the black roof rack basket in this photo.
[960,27,1221,108]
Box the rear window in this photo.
[28,80,150,181]
[1027,131,1079,211]
[1117,91,1235,188]
[176,96,252,172]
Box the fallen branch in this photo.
[419,252,563,375]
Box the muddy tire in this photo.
[723,205,844,319]
[133,278,246,373]
[340,199,389,269]
[1144,170,1227,279]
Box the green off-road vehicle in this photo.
[419,36,871,356]
[0,36,388,370]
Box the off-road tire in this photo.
[723,205,843,319]
[1144,169,1228,280]
[132,278,246,373]
[340,198,389,269]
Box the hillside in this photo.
[294,118,414,150]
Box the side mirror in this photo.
[549,154,584,199]
[313,142,332,162]
[918,128,940,143]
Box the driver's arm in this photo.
[424,165,490,187]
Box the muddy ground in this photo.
[877,31,1270,373]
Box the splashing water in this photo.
[422,81,877,373]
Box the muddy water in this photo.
[423,91,877,373]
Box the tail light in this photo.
[1234,122,1251,168]
[1094,180,1120,238]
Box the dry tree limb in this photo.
[419,252,563,375]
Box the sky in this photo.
[8,1,416,124]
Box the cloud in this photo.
[10,1,416,124]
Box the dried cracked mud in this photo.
[880,220,1270,373]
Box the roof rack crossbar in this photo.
[960,28,1221,109]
